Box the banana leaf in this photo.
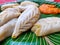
[0,0,60,45]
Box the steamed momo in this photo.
[31,17,60,36]
[0,18,17,41]
[0,8,20,26]
[1,3,19,10]
[20,1,39,6]
[12,3,40,38]
[15,1,39,12]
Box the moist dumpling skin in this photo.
[1,3,19,10]
[12,1,40,38]
[31,17,60,36]
[0,18,17,41]
[20,1,39,7]
[0,8,21,26]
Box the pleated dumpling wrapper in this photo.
[20,1,39,7]
[0,18,17,41]
[1,3,19,10]
[0,8,21,26]
[12,3,40,38]
[14,1,39,12]
[31,17,60,36]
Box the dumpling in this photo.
[20,1,39,7]
[31,17,60,36]
[1,3,19,10]
[14,1,39,12]
[0,8,21,26]
[14,5,28,12]
[0,18,17,41]
[12,5,40,38]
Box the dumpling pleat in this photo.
[12,5,40,38]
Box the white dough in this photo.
[31,17,60,36]
[12,5,40,38]
[0,8,20,26]
[0,18,17,41]
[20,1,39,7]
[1,3,19,10]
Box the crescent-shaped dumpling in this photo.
[31,17,60,36]
[0,18,17,41]
[14,1,39,12]
[1,3,19,10]
[0,8,21,26]
[12,5,40,38]
[20,1,39,7]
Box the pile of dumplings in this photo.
[0,1,40,41]
[0,1,60,41]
